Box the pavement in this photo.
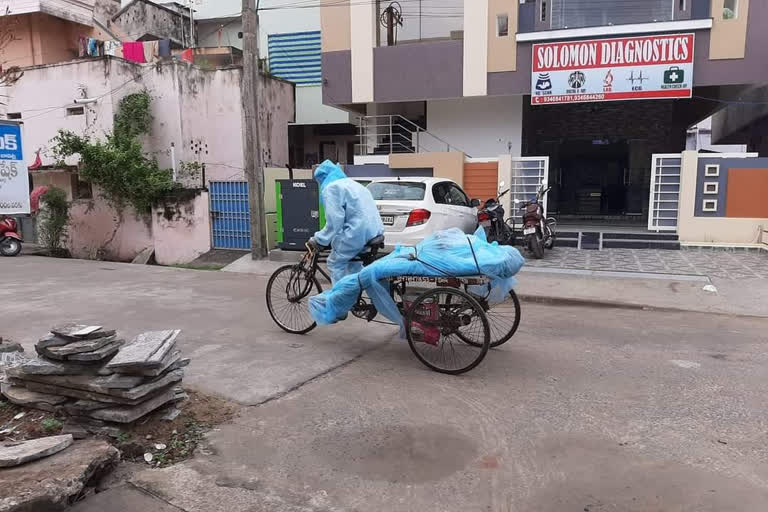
[2,254,768,511]
[223,250,768,318]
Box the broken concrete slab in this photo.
[8,371,145,396]
[1,384,69,413]
[22,381,148,406]
[36,335,72,350]
[19,358,100,376]
[109,370,184,401]
[50,324,113,340]
[115,350,180,377]
[107,330,180,371]
[45,335,118,357]
[0,439,119,511]
[0,435,73,468]
[0,343,23,354]
[67,340,124,362]
[88,387,188,424]
[68,485,180,512]
[64,400,111,416]
[61,422,88,440]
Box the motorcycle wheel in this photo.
[527,233,544,259]
[544,224,556,250]
[0,238,21,257]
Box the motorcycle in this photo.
[477,182,514,245]
[0,217,23,257]
[517,186,556,259]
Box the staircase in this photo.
[356,115,468,156]
[556,230,680,250]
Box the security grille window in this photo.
[66,107,85,116]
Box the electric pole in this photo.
[242,0,268,259]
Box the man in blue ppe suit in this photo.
[308,161,385,283]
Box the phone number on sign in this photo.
[0,201,23,209]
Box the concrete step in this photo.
[602,239,681,250]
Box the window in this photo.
[705,164,720,177]
[704,182,719,195]
[496,14,509,37]
[447,184,470,207]
[368,181,426,201]
[723,0,738,19]
[540,0,547,22]
[66,106,85,116]
[702,199,718,212]
[679,0,686,11]
[432,182,450,204]
[6,113,21,120]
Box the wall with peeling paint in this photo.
[5,57,294,184]
[68,191,154,262]
[152,191,212,265]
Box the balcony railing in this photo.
[356,115,468,157]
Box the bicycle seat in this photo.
[366,234,385,249]
[357,234,386,264]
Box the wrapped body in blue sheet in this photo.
[308,227,525,332]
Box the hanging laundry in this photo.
[180,48,194,63]
[87,38,99,57]
[158,40,171,57]
[104,40,121,57]
[78,36,88,58]
[143,40,159,62]
[122,42,146,63]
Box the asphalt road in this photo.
[4,256,768,511]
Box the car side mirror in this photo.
[470,198,481,207]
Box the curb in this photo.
[517,294,767,319]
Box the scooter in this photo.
[0,217,23,257]
[477,182,514,245]
[518,186,556,259]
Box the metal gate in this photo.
[209,181,251,250]
[509,157,550,216]
[647,154,681,232]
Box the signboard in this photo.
[531,33,694,105]
[0,121,29,215]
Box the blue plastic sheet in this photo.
[313,161,385,283]
[308,227,525,334]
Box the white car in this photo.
[366,177,479,248]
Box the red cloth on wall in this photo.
[180,49,194,63]
[122,42,146,63]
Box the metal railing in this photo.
[356,115,469,157]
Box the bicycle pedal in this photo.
[365,305,378,322]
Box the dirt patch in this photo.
[0,402,63,440]
[113,389,238,467]
[0,390,239,468]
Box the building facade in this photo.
[195,0,359,167]
[320,0,768,245]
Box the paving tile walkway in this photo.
[523,247,768,279]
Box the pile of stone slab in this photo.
[1,324,189,429]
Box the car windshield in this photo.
[367,182,426,201]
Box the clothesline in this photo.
[77,37,191,64]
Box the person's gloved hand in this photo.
[307,237,329,251]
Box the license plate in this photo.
[523,227,536,235]
[381,215,395,226]
[480,220,491,228]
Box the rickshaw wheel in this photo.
[405,287,490,375]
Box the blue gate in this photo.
[209,181,251,250]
